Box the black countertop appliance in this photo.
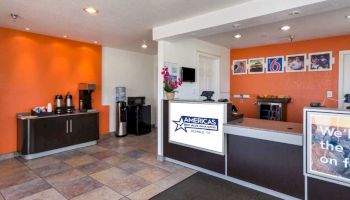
[127,96,151,135]
[79,83,96,112]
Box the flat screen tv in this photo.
[181,67,195,82]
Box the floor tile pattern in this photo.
[0,130,196,200]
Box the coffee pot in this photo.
[65,92,74,113]
[54,95,64,114]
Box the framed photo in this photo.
[248,58,264,74]
[266,56,284,73]
[232,59,247,75]
[309,51,332,71]
[286,54,307,72]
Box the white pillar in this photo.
[157,40,165,158]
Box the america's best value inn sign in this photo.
[169,102,225,155]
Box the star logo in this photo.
[173,117,187,132]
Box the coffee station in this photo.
[16,83,100,160]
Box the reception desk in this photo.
[162,101,350,199]
[163,100,231,174]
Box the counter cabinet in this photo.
[17,112,99,159]
[227,134,304,199]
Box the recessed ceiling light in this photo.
[233,34,242,39]
[346,15,350,19]
[280,25,291,31]
[25,27,30,31]
[63,35,68,38]
[93,41,98,44]
[10,13,19,20]
[141,41,148,49]
[83,7,98,15]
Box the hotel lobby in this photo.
[1,0,350,199]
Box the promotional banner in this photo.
[306,111,350,186]
[169,102,225,155]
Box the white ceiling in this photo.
[197,1,350,49]
[0,0,251,54]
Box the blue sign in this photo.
[267,57,284,73]
[172,116,219,133]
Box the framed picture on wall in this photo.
[309,51,333,71]
[286,54,307,72]
[266,56,284,73]
[232,59,247,75]
[248,58,265,74]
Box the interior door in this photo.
[339,51,350,109]
[198,53,220,100]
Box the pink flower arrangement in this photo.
[161,67,182,92]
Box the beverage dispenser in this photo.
[115,87,127,137]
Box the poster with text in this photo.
[306,111,350,186]
[169,102,225,155]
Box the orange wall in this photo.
[0,27,109,155]
[230,35,350,123]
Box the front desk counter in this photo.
[163,100,350,199]
[224,118,304,199]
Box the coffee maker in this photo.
[79,83,96,112]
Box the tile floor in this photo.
[0,129,196,200]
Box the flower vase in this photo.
[166,92,175,100]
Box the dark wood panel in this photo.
[308,177,350,200]
[70,113,99,145]
[163,100,225,174]
[30,116,71,153]
[227,135,304,199]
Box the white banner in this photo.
[305,109,350,187]
[169,102,225,155]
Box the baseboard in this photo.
[0,152,19,160]
[99,132,114,139]
[21,141,97,160]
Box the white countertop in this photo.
[224,118,303,146]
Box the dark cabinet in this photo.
[17,112,99,157]
[30,116,71,153]
[70,113,99,145]
[127,105,151,135]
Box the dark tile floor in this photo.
[0,129,196,200]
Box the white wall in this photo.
[102,47,157,132]
[163,38,230,100]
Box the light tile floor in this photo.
[0,129,196,200]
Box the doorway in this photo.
[339,50,350,109]
[197,52,220,100]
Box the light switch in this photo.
[327,91,333,98]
